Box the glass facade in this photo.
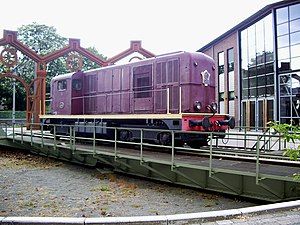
[277,3,300,125]
[240,14,274,128]
[241,14,274,100]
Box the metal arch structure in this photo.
[0,30,155,127]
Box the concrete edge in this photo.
[1,200,300,224]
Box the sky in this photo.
[0,0,279,58]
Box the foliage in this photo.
[269,121,300,180]
[0,22,106,110]
[0,110,26,118]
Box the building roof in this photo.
[197,0,300,52]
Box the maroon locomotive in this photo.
[41,51,235,147]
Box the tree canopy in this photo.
[0,23,106,111]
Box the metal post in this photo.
[41,123,44,148]
[171,130,175,170]
[167,87,170,114]
[12,79,16,124]
[114,128,117,160]
[93,124,96,155]
[5,123,7,138]
[209,132,213,177]
[140,129,143,163]
[73,125,76,151]
[12,122,15,143]
[256,135,260,184]
[179,86,182,114]
[69,126,73,153]
[244,127,247,150]
[21,123,23,144]
[30,123,33,146]
[53,125,57,151]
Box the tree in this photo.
[270,122,300,180]
[0,23,106,111]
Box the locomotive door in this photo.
[132,64,153,113]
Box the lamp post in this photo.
[12,78,16,124]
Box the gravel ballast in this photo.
[0,148,256,217]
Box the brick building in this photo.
[198,0,300,129]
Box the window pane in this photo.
[265,14,274,54]
[57,80,67,91]
[290,19,300,33]
[257,76,266,87]
[242,67,248,78]
[267,100,274,122]
[265,62,274,74]
[290,3,300,21]
[266,74,274,85]
[228,71,234,91]
[292,73,300,94]
[277,35,290,48]
[227,48,234,72]
[291,57,300,71]
[249,67,256,77]
[291,31,300,45]
[249,77,257,88]
[277,7,288,24]
[266,85,274,96]
[241,30,248,66]
[257,64,265,75]
[219,74,225,92]
[292,96,300,117]
[218,52,224,75]
[219,92,225,101]
[242,78,249,89]
[229,100,235,116]
[280,74,291,95]
[291,44,300,58]
[277,23,289,36]
[278,59,291,71]
[218,52,224,66]
[242,89,249,99]
[278,47,290,60]
[280,97,291,116]
[248,25,256,66]
[256,20,265,56]
[219,101,225,114]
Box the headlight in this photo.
[207,102,218,113]
[193,101,202,112]
[210,102,218,112]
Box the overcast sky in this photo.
[0,0,279,57]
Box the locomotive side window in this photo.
[133,65,152,98]
[57,80,67,91]
[72,79,82,91]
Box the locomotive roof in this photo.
[52,51,212,80]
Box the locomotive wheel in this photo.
[118,129,132,142]
[158,132,172,146]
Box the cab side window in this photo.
[57,80,67,91]
[72,79,82,91]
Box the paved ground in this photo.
[198,208,300,225]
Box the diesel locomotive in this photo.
[41,51,235,147]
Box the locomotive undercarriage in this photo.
[44,118,209,148]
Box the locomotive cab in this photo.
[51,71,84,115]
